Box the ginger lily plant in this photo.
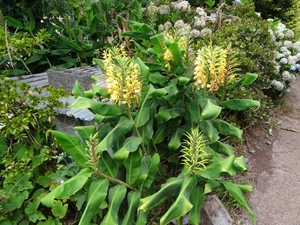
[41,31,258,224]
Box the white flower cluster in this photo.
[0,113,13,130]
[171,0,191,12]
[268,20,299,92]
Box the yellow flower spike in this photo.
[180,128,209,175]
[193,44,239,93]
[101,46,142,106]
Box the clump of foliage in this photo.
[0,73,71,224]
[40,23,258,223]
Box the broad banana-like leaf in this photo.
[138,110,154,145]
[72,81,85,98]
[209,141,235,156]
[168,127,185,150]
[79,178,109,225]
[199,99,222,120]
[150,33,165,60]
[199,120,220,144]
[165,40,184,68]
[153,123,169,144]
[100,185,127,225]
[41,168,92,208]
[232,156,247,172]
[226,73,258,90]
[75,125,97,142]
[139,177,183,212]
[133,155,151,187]
[136,210,149,225]
[160,175,197,225]
[188,185,205,225]
[149,72,168,84]
[220,99,260,111]
[141,153,160,190]
[71,96,126,116]
[220,181,256,224]
[155,107,185,123]
[49,130,88,168]
[99,151,118,177]
[112,137,143,163]
[212,119,243,139]
[197,155,235,180]
[121,190,141,225]
[96,117,134,153]
[124,149,143,185]
[135,85,157,127]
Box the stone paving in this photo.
[242,78,300,225]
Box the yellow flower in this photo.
[102,46,142,106]
[181,128,209,175]
[193,44,238,92]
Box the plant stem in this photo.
[95,169,137,191]
[126,107,147,155]
[19,57,32,74]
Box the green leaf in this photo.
[51,200,68,218]
[212,119,243,139]
[220,181,256,224]
[138,110,154,145]
[155,107,185,123]
[59,35,83,51]
[199,99,222,120]
[100,185,127,225]
[124,149,143,185]
[5,16,24,29]
[233,156,248,172]
[133,155,151,187]
[209,141,235,156]
[168,127,184,150]
[142,153,160,190]
[99,151,118,177]
[72,81,86,98]
[121,190,141,225]
[150,33,165,60]
[96,117,134,153]
[139,177,183,211]
[153,123,169,144]
[41,168,92,208]
[79,179,109,225]
[220,99,260,111]
[75,125,96,142]
[188,186,205,225]
[112,136,143,163]
[26,52,46,64]
[71,96,125,116]
[160,175,197,225]
[199,120,220,143]
[50,49,72,56]
[197,155,235,180]
[49,130,88,168]
[149,72,168,84]
[26,9,35,31]
[227,73,258,90]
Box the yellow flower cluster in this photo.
[102,46,142,106]
[181,128,209,175]
[163,30,188,68]
[194,45,237,92]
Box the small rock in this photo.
[266,141,272,145]
[248,149,255,154]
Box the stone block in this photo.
[47,68,93,93]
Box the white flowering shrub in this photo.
[143,0,213,39]
[268,19,299,93]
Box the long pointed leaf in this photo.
[96,117,134,153]
[212,119,243,139]
[112,136,143,163]
[220,181,256,224]
[49,130,88,168]
[121,190,141,225]
[142,153,160,190]
[71,96,126,116]
[99,151,118,177]
[79,178,109,225]
[160,175,197,225]
[124,149,143,185]
[41,168,92,208]
[199,99,222,120]
[220,99,260,111]
[188,186,205,225]
[100,185,127,225]
[139,177,183,212]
